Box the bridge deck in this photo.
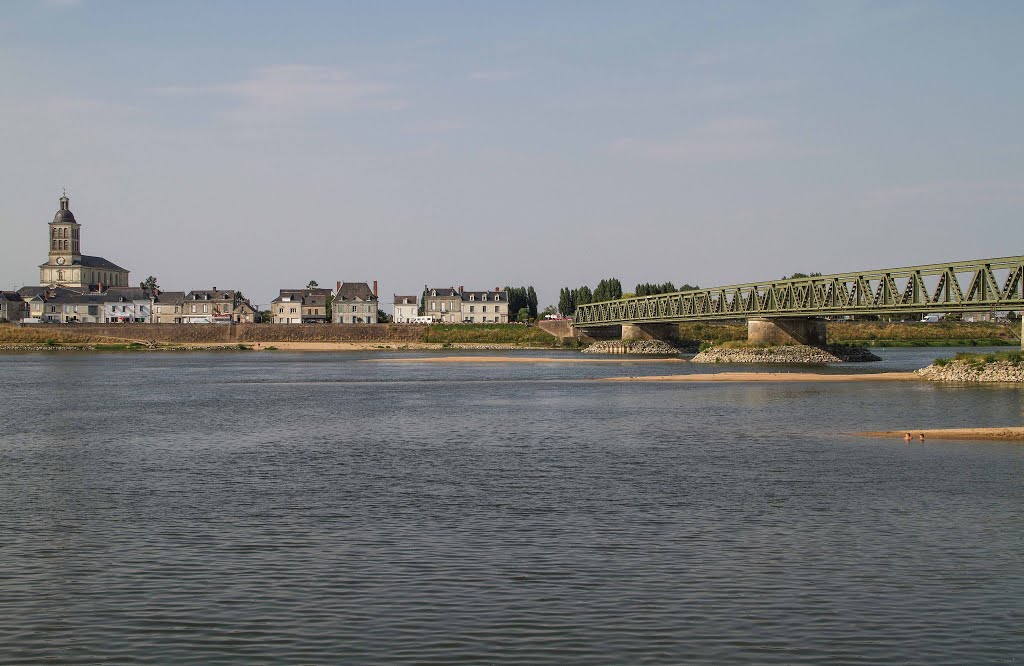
[573,256,1024,326]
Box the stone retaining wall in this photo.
[9,323,428,343]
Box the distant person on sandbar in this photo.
[919,433,925,442]
[904,432,912,442]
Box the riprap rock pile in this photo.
[691,344,881,364]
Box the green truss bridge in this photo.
[571,255,1024,346]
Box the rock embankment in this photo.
[582,340,682,355]
[691,344,881,364]
[916,360,1024,382]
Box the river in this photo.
[0,348,1022,664]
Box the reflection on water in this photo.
[0,349,1022,664]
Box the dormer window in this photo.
[431,290,437,297]
[470,294,475,301]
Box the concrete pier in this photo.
[747,318,827,346]
[621,323,679,342]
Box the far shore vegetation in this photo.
[0,320,1017,350]
[933,350,1024,367]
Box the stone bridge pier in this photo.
[747,317,827,346]
[621,323,679,341]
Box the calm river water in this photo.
[1,348,1022,664]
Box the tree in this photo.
[559,287,575,317]
[592,278,622,302]
[307,280,319,290]
[505,286,539,321]
[325,293,334,322]
[377,309,391,323]
[257,310,272,323]
[540,304,558,318]
[781,272,822,280]
[635,281,678,297]
[517,307,531,323]
[140,275,159,291]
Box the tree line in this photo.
[560,278,703,316]
[504,286,539,322]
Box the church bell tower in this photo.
[48,191,82,266]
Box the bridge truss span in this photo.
[573,256,1024,326]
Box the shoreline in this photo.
[859,427,1024,441]
[603,371,921,383]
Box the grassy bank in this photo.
[673,321,1018,347]
[827,321,1018,347]
[421,324,558,346]
[934,350,1024,366]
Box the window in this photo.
[351,305,357,313]
[290,307,297,314]
[278,307,283,313]
[469,305,474,312]
[482,306,487,312]
[203,304,209,313]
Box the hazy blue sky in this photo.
[2,1,1022,308]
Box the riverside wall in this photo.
[7,323,428,344]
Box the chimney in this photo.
[372,280,378,298]
[459,285,463,293]
[336,281,341,294]
[495,287,499,292]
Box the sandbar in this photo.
[859,427,1024,441]
[604,371,920,383]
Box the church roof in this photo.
[79,255,128,271]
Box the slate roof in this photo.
[186,289,238,301]
[18,286,83,300]
[153,291,185,305]
[462,290,507,302]
[104,287,152,301]
[79,255,128,271]
[271,288,331,306]
[335,282,376,302]
[425,287,459,298]
[393,295,418,305]
[0,291,23,302]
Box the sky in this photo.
[1,0,1022,309]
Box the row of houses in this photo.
[270,282,510,324]
[0,281,510,326]
[0,286,257,324]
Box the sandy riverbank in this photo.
[604,371,921,383]
[174,342,567,352]
[859,427,1024,441]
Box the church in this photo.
[38,193,130,290]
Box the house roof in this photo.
[153,291,185,304]
[462,290,507,302]
[336,282,376,301]
[426,287,459,297]
[186,289,238,301]
[393,295,418,305]
[18,286,84,300]
[0,291,23,302]
[104,287,152,300]
[272,288,331,305]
